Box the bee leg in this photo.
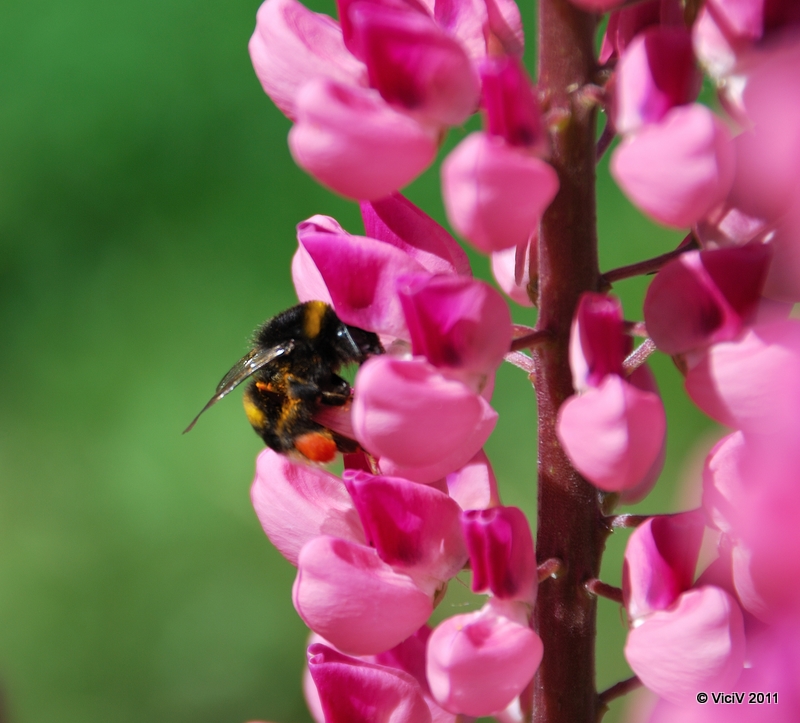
[318,374,351,406]
[286,377,323,402]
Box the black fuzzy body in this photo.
[242,301,382,460]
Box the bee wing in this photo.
[183,341,295,434]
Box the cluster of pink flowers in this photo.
[238,0,800,719]
[252,194,543,720]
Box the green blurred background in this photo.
[0,0,716,721]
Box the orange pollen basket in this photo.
[294,432,338,463]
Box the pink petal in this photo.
[445,449,501,510]
[361,193,471,277]
[704,0,765,44]
[308,643,432,723]
[462,506,537,604]
[736,41,800,221]
[623,511,705,621]
[611,27,701,135]
[625,586,746,705]
[569,0,629,14]
[344,470,468,586]
[426,599,543,717]
[557,375,666,493]
[701,431,747,535]
[481,55,545,151]
[251,449,366,566]
[294,536,433,655]
[249,0,365,119]
[610,104,735,228]
[491,239,535,307]
[289,78,438,200]
[350,4,480,126]
[303,633,328,723]
[600,0,661,64]
[397,273,512,385]
[353,356,498,483]
[618,364,666,504]
[763,207,800,304]
[643,245,771,355]
[442,132,559,253]
[569,292,628,391]
[374,625,432,690]
[738,433,800,616]
[374,627,458,723]
[336,0,433,56]
[685,320,800,434]
[433,0,524,62]
[691,5,739,81]
[730,541,772,623]
[298,227,429,338]
[292,215,350,304]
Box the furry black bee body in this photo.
[185,301,383,462]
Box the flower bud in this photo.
[461,506,536,604]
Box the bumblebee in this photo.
[184,301,383,462]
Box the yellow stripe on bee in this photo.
[242,392,266,429]
[303,301,328,339]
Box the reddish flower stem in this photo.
[533,2,609,722]
[585,578,624,605]
[595,123,616,163]
[607,513,651,529]
[537,557,565,582]
[601,232,698,285]
[511,329,555,352]
[597,675,643,709]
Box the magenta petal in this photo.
[344,470,468,585]
[491,240,535,307]
[644,245,771,355]
[612,27,701,135]
[622,511,705,621]
[308,643,432,723]
[569,292,627,391]
[351,4,480,126]
[294,536,433,655]
[625,586,746,705]
[426,600,543,717]
[685,320,800,434]
[289,78,438,200]
[600,0,661,64]
[569,0,627,11]
[360,193,471,277]
[557,375,666,493]
[462,506,537,604]
[336,0,433,56]
[251,449,366,566]
[292,215,350,303]
[442,132,559,253]
[446,450,501,510]
[397,273,512,382]
[249,0,365,120]
[353,356,498,483]
[611,104,735,228]
[434,0,524,62]
[298,228,429,337]
[480,56,544,151]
